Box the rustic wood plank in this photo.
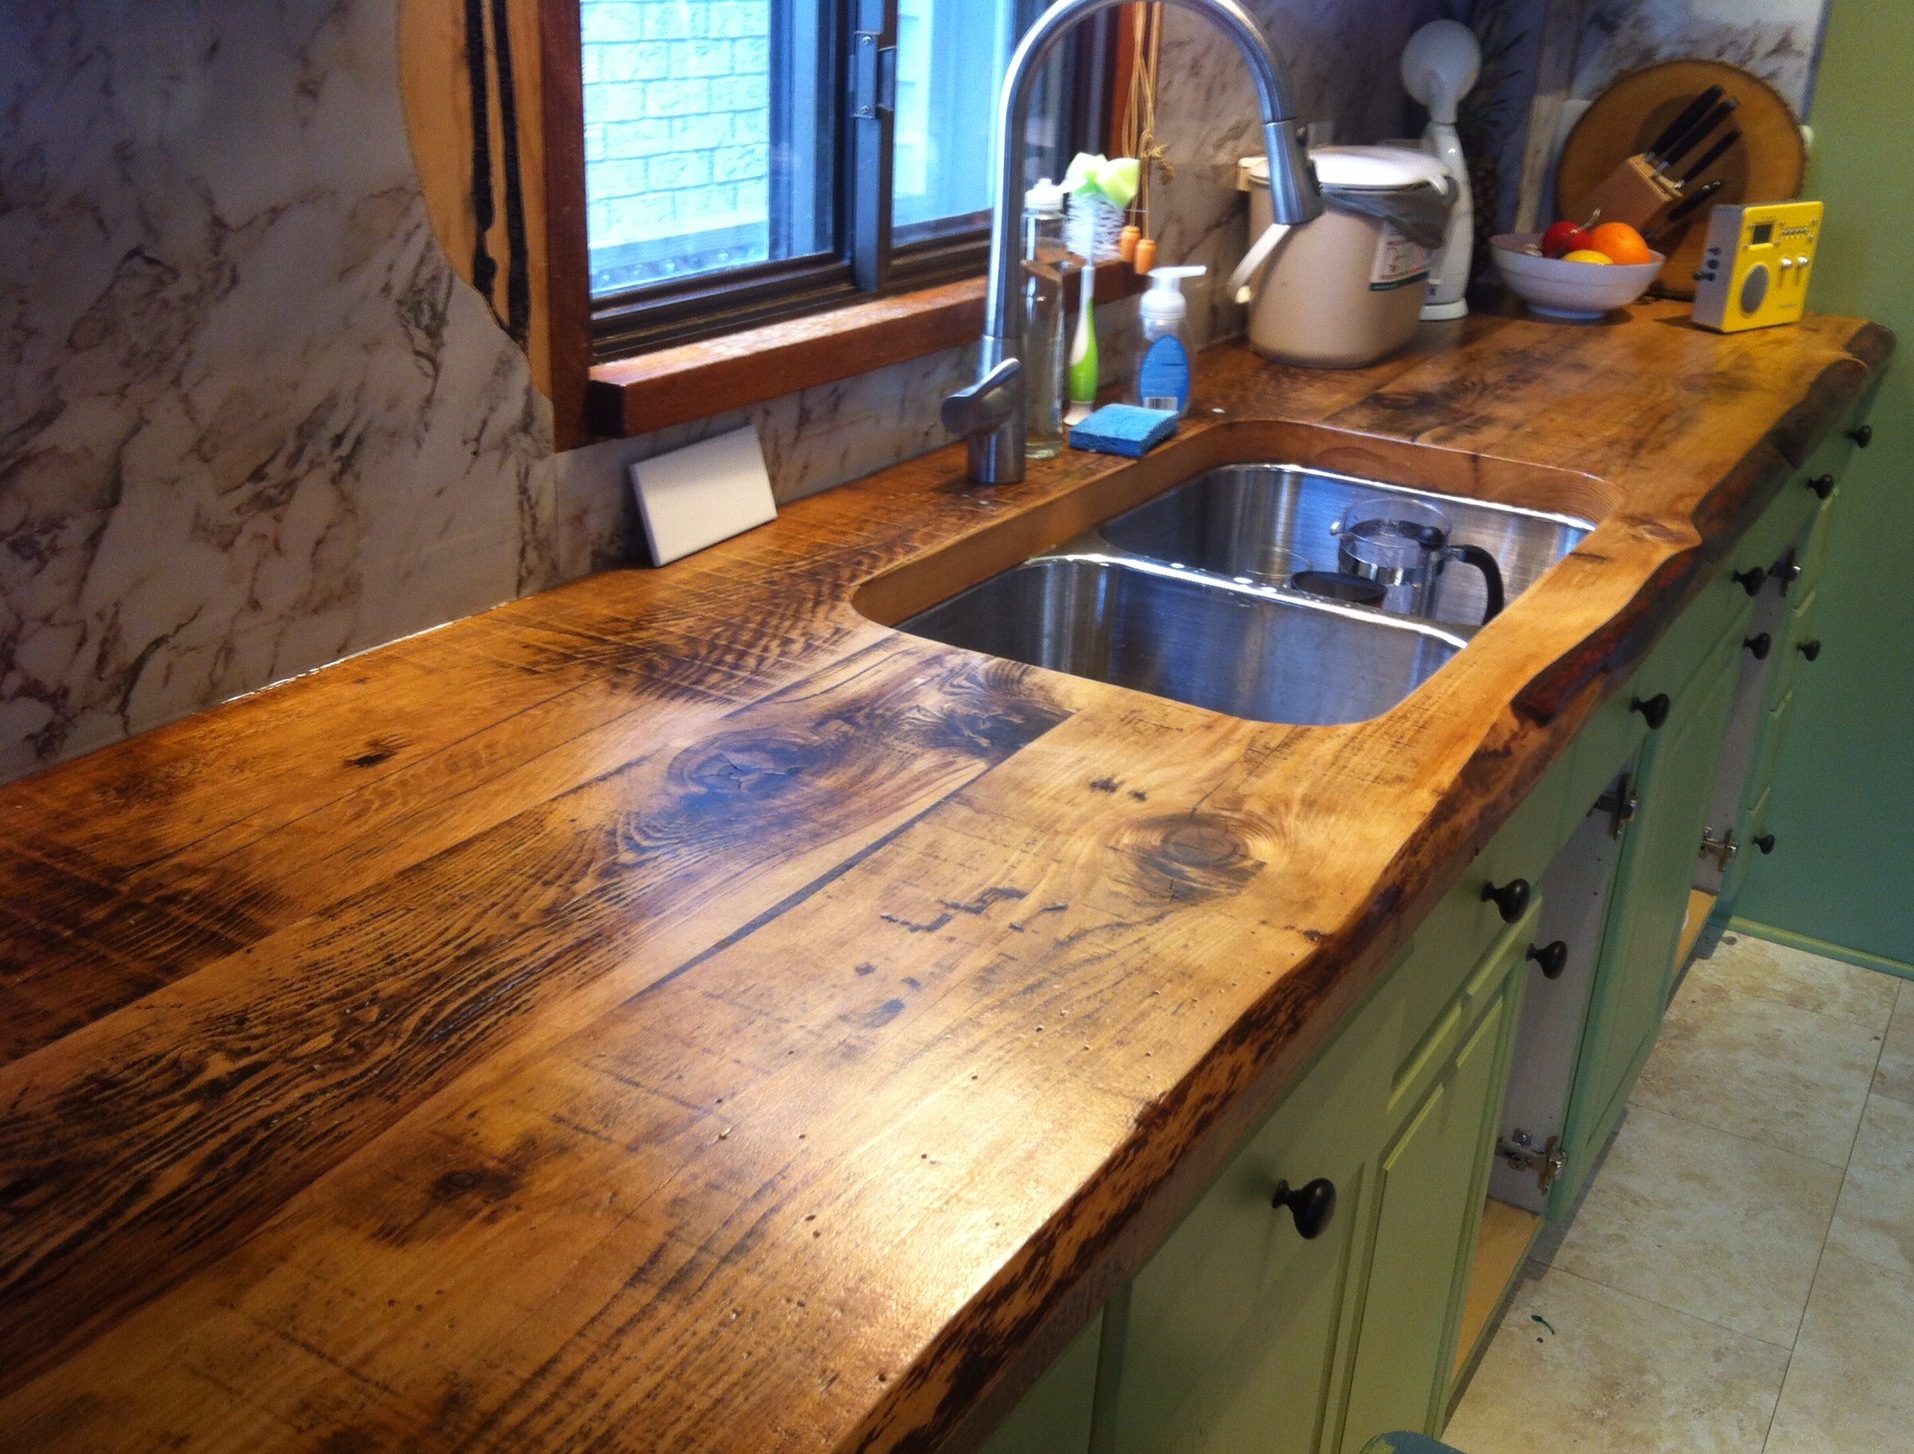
[0,641,1073,1395]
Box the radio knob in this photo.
[1740,263,1771,315]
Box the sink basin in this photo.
[900,552,1465,726]
[1101,464,1594,628]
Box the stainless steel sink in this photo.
[900,552,1465,726]
[1101,464,1594,628]
[894,461,1593,726]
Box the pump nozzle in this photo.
[1140,265,1207,330]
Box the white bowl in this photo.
[1490,232,1664,321]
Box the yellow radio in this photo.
[1692,201,1823,333]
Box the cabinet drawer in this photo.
[1386,773,1567,1081]
[1390,909,1537,1119]
[1634,555,1755,707]
[1772,589,1822,706]
[1740,482,1819,587]
[1558,666,1651,816]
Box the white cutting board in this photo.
[629,425,777,565]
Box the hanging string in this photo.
[1121,3,1171,238]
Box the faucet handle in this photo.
[942,357,1023,438]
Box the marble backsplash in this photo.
[1,0,1433,784]
[1,0,558,781]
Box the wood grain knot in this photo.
[1114,811,1270,906]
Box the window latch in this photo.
[852,30,897,120]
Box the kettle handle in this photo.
[1227,223,1293,303]
[1449,543,1506,622]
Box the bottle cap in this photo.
[1025,177,1066,216]
[1139,265,1206,327]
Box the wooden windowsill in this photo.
[584,263,1150,441]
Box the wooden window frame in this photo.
[539,0,1143,446]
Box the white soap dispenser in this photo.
[1400,19,1480,321]
[1134,265,1205,417]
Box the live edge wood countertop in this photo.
[0,303,1892,1454]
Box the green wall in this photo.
[1736,0,1914,974]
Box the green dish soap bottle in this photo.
[1067,266,1099,415]
[1134,264,1206,417]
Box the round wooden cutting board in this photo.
[1558,59,1807,299]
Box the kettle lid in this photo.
[1239,144,1449,194]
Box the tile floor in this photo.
[1446,931,1913,1454]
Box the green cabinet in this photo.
[1336,917,1530,1453]
[1555,614,1743,1211]
[1102,972,1391,1454]
[1093,902,1537,1454]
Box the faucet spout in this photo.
[946,0,1322,485]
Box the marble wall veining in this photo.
[0,0,558,783]
[1146,0,1444,347]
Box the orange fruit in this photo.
[1588,221,1651,265]
[1561,249,1613,264]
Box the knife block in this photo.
[1579,154,1681,231]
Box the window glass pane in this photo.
[893,0,1073,237]
[582,1,835,296]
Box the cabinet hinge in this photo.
[1498,1130,1566,1194]
[1700,826,1739,869]
[1594,773,1640,840]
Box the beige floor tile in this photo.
[1825,1092,1914,1277]
[1632,965,1879,1165]
[1764,1247,1914,1454]
[1444,1260,1787,1454]
[1697,933,1899,1030]
[1875,978,1914,1105]
[1551,1105,1841,1346]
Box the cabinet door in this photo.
[1336,931,1526,1453]
[1563,637,1741,1178]
[1106,1019,1390,1454]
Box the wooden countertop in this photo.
[0,302,1890,1454]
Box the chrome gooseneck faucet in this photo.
[941,0,1322,485]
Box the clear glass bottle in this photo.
[1021,178,1078,460]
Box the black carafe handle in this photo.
[1449,544,1506,623]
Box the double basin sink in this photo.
[894,463,1593,726]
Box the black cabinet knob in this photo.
[1732,567,1767,597]
[1754,833,1777,854]
[1272,1177,1337,1239]
[1850,423,1874,448]
[1770,551,1802,594]
[1631,693,1672,729]
[1528,940,1570,980]
[1808,473,1836,500]
[1481,877,1532,924]
[1744,633,1773,660]
[1797,638,1823,661]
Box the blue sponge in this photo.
[1068,403,1180,458]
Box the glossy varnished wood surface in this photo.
[0,303,1890,1454]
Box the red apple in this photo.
[1540,219,1593,259]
